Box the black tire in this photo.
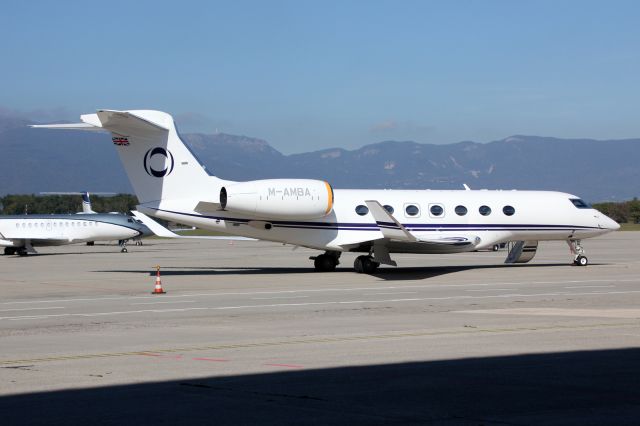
[354,255,379,274]
[4,247,16,255]
[314,254,336,272]
[492,244,499,251]
[86,241,95,246]
[361,257,380,274]
[576,255,588,266]
[353,256,364,273]
[121,247,128,253]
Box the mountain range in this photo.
[0,115,638,202]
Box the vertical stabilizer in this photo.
[97,110,216,204]
[32,110,223,205]
[81,191,95,213]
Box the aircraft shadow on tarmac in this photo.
[1,347,639,426]
[96,263,571,281]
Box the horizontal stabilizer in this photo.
[96,110,168,136]
[31,110,169,137]
[30,122,103,131]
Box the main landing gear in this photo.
[567,239,588,266]
[353,255,380,274]
[4,247,28,256]
[311,251,341,272]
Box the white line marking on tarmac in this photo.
[369,292,417,295]
[565,285,615,289]
[251,296,310,300]
[3,290,640,321]
[466,289,512,292]
[0,307,66,312]
[2,278,637,306]
[130,301,197,305]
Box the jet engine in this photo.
[220,179,334,220]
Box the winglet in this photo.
[131,211,180,237]
[365,200,417,242]
[131,211,256,241]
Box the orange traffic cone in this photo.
[151,265,166,294]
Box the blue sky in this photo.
[1,0,639,153]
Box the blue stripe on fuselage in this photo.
[150,208,599,232]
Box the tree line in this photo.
[592,199,640,224]
[0,194,139,215]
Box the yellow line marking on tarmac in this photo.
[0,321,637,366]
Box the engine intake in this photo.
[220,179,333,220]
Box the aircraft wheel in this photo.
[86,241,95,246]
[17,249,28,256]
[362,256,379,274]
[314,254,336,272]
[492,244,499,251]
[574,255,588,266]
[121,247,128,253]
[4,247,16,255]
[354,255,379,274]
[354,256,364,273]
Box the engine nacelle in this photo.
[220,179,334,220]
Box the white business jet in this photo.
[0,191,152,255]
[34,110,619,272]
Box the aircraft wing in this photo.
[365,200,417,242]
[341,200,481,253]
[131,211,256,241]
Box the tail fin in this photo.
[33,110,222,204]
[81,191,95,213]
[39,191,114,213]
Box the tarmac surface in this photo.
[1,232,639,425]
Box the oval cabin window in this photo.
[405,205,419,216]
[355,205,369,216]
[479,205,492,216]
[430,205,444,216]
[455,205,467,216]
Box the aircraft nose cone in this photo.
[602,215,620,231]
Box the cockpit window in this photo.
[570,198,591,209]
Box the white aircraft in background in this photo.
[0,192,152,255]
[34,110,620,272]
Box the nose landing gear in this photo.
[567,239,588,266]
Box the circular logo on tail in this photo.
[143,147,175,177]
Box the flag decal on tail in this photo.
[143,147,175,178]
[112,136,130,146]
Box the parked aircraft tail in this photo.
[32,110,224,204]
[81,191,94,213]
